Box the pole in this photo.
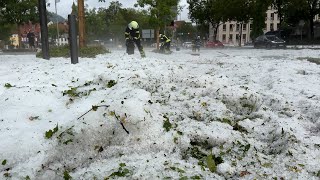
[55,0,60,45]
[38,0,50,60]
[78,0,85,48]
[69,14,79,64]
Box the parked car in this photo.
[182,42,193,48]
[205,40,224,48]
[265,29,291,41]
[253,35,286,49]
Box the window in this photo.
[243,34,246,40]
[223,24,226,31]
[229,34,233,40]
[236,24,240,31]
[222,34,226,41]
[230,24,233,31]
[243,24,247,31]
[270,23,274,31]
[250,24,253,30]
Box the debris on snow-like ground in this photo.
[0,48,319,179]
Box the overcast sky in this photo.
[47,0,190,22]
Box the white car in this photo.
[183,42,193,48]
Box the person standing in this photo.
[159,34,171,53]
[125,21,146,58]
[193,36,201,52]
[27,30,35,50]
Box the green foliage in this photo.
[48,24,65,40]
[188,0,225,40]
[63,87,79,97]
[2,159,7,165]
[63,170,72,180]
[190,175,202,179]
[185,143,224,173]
[163,116,172,132]
[45,124,59,139]
[189,146,207,160]
[4,83,13,88]
[57,126,75,145]
[62,83,98,100]
[3,172,10,177]
[220,118,232,125]
[36,45,110,58]
[106,163,132,178]
[136,0,179,29]
[89,1,152,43]
[262,163,273,168]
[85,8,108,42]
[250,0,272,39]
[0,0,38,24]
[174,137,178,144]
[107,80,117,88]
[170,166,185,173]
[206,154,216,172]
[25,175,31,180]
[80,45,110,58]
[0,24,15,43]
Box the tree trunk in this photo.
[309,15,314,40]
[156,27,160,50]
[78,0,85,47]
[213,25,218,41]
[239,23,243,47]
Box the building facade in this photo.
[211,8,320,45]
[210,8,280,45]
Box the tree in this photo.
[176,22,197,42]
[271,0,290,26]
[0,24,16,43]
[85,8,108,42]
[226,0,252,46]
[304,0,319,39]
[0,0,39,47]
[249,0,272,39]
[135,0,180,49]
[188,0,225,41]
[0,0,38,24]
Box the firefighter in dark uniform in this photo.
[125,21,146,58]
[159,34,171,53]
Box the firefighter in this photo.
[125,21,146,58]
[159,34,171,53]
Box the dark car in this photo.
[265,29,291,41]
[205,40,224,48]
[253,35,286,49]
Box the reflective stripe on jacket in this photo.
[125,27,140,40]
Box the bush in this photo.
[36,45,110,58]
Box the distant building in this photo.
[211,7,320,45]
[19,22,41,48]
[210,8,280,45]
[11,21,69,48]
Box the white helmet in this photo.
[128,21,139,30]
